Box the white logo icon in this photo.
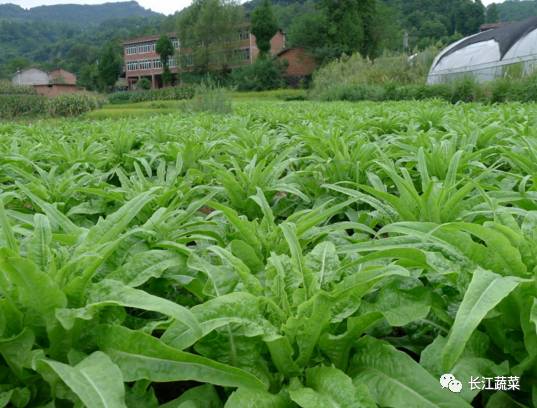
[440,374,463,393]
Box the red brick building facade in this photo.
[277,47,316,85]
[123,30,286,89]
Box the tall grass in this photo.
[108,86,195,104]
[312,64,537,104]
[188,80,232,114]
[311,48,437,94]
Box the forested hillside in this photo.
[3,0,537,87]
[242,0,486,51]
[0,2,164,82]
[0,1,159,26]
[495,0,537,22]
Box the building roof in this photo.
[277,47,309,57]
[123,33,177,45]
[48,69,77,85]
[12,68,49,86]
[436,16,537,65]
[12,68,76,86]
[428,16,537,84]
[479,23,505,32]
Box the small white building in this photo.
[11,68,49,86]
[428,16,537,84]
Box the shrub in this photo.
[0,81,104,118]
[188,80,232,114]
[489,78,514,103]
[448,76,483,103]
[516,73,537,102]
[231,58,286,91]
[136,78,152,90]
[311,48,437,95]
[108,86,195,104]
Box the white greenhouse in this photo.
[427,16,537,84]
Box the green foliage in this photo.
[0,2,159,26]
[311,49,437,91]
[311,51,537,104]
[0,80,36,95]
[386,0,485,49]
[108,86,195,104]
[98,42,123,92]
[287,10,329,52]
[156,35,175,65]
[1,90,537,406]
[188,80,232,114]
[0,94,46,119]
[46,93,106,117]
[486,3,499,24]
[231,58,286,91]
[251,0,279,56]
[495,0,537,22]
[0,87,103,119]
[156,35,175,86]
[176,0,244,73]
[287,0,384,61]
[0,4,163,84]
[136,78,152,90]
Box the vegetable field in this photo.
[0,100,535,407]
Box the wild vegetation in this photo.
[309,51,537,104]
[108,86,195,104]
[0,100,535,407]
[0,82,105,119]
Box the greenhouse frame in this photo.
[427,16,537,84]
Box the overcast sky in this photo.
[0,0,505,16]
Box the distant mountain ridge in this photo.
[0,1,162,26]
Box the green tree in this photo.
[251,0,278,57]
[358,0,382,59]
[289,0,385,62]
[486,3,499,24]
[177,0,243,73]
[78,63,99,90]
[5,56,31,76]
[288,11,329,50]
[97,42,121,91]
[156,35,175,86]
[320,0,364,58]
[455,0,485,36]
[231,57,286,90]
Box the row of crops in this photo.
[0,100,535,407]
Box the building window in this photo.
[239,30,249,41]
[140,60,152,70]
[181,54,193,66]
[172,39,180,49]
[126,42,157,55]
[234,48,250,61]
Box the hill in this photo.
[0,2,165,82]
[0,1,160,26]
[495,0,537,22]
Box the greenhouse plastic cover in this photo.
[427,16,537,83]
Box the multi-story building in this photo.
[123,29,286,89]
